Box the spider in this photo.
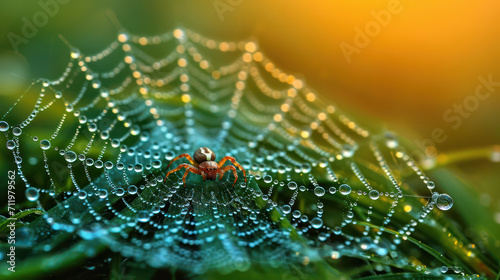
[164,147,246,187]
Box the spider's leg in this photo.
[182,168,202,187]
[218,165,238,187]
[166,154,197,170]
[164,163,195,182]
[218,156,246,183]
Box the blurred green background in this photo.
[0,0,499,240]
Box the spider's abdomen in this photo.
[193,147,216,163]
[199,161,218,180]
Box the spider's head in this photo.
[193,147,216,163]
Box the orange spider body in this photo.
[198,161,218,180]
[164,147,246,187]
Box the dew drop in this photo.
[341,144,355,158]
[25,187,39,201]
[0,121,9,132]
[137,210,150,223]
[78,190,87,200]
[369,190,380,200]
[134,164,143,172]
[263,175,272,184]
[346,211,354,219]
[385,131,399,148]
[116,188,124,196]
[98,189,108,199]
[339,184,351,195]
[70,48,81,59]
[6,140,16,150]
[12,127,22,136]
[64,151,77,163]
[40,139,51,150]
[436,193,453,211]
[128,185,138,195]
[329,186,337,194]
[282,205,291,214]
[314,186,325,197]
[311,217,323,229]
[287,181,297,190]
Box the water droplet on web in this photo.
[0,121,9,131]
[6,140,16,150]
[341,144,355,158]
[98,189,108,199]
[12,127,22,136]
[427,181,435,190]
[287,181,297,190]
[385,131,399,148]
[111,139,120,148]
[64,151,77,163]
[329,186,337,194]
[26,187,39,201]
[115,188,124,196]
[94,160,103,168]
[436,194,453,211]
[137,210,150,223]
[292,210,301,219]
[70,48,81,59]
[339,184,351,195]
[88,123,97,132]
[314,186,325,197]
[346,211,354,219]
[128,185,138,195]
[369,190,379,200]
[78,190,87,199]
[311,217,323,229]
[134,164,143,172]
[263,175,272,183]
[130,125,141,136]
[282,205,291,214]
[40,139,51,150]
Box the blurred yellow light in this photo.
[176,45,185,54]
[117,34,127,43]
[404,205,412,212]
[173,29,184,39]
[200,60,209,69]
[181,94,191,103]
[212,71,221,79]
[301,131,310,138]
[219,42,229,52]
[306,92,316,102]
[273,114,282,122]
[178,58,187,67]
[318,112,327,121]
[180,74,189,83]
[253,52,263,62]
[245,42,257,53]
[124,56,133,64]
[243,52,253,63]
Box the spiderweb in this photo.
[1,28,463,277]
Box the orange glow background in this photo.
[0,0,499,152]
